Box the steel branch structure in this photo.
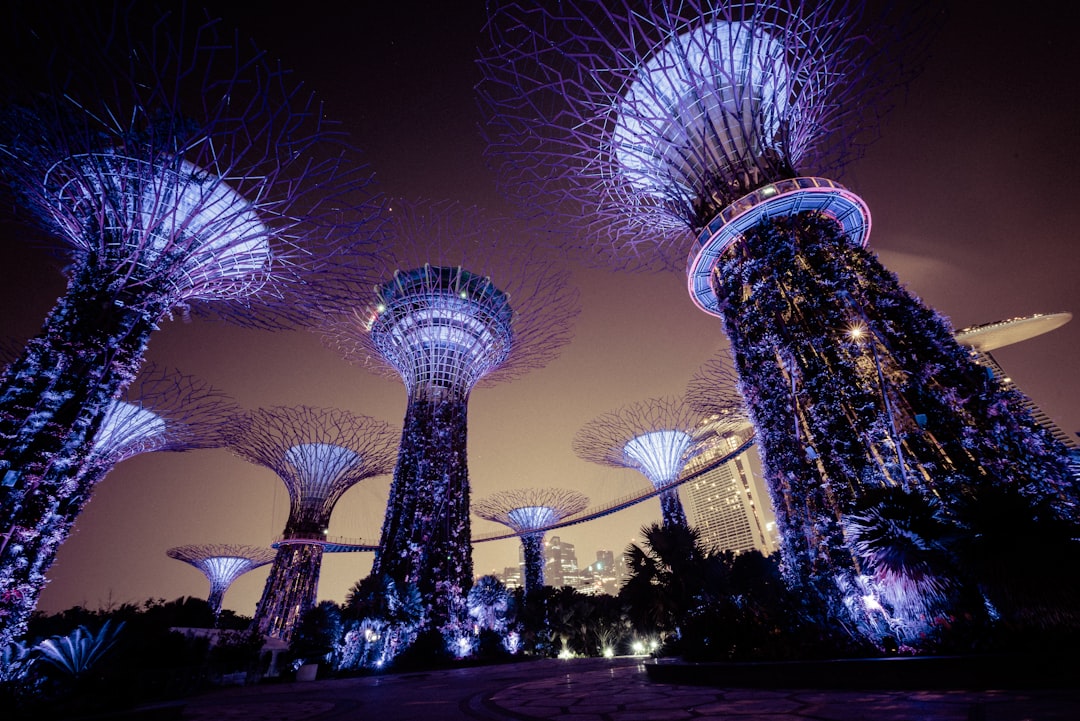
[225,406,396,640]
[478,0,919,270]
[322,200,579,634]
[480,1,1077,644]
[473,488,589,594]
[0,6,381,643]
[686,352,752,428]
[167,543,277,617]
[575,396,706,528]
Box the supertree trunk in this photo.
[253,542,325,640]
[520,532,545,595]
[0,263,167,642]
[373,396,472,632]
[658,489,688,529]
[713,212,1076,634]
[207,585,228,617]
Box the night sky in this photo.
[1,1,1077,616]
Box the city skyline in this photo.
[1,1,1077,617]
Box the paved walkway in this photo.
[179,657,1080,721]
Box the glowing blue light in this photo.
[506,505,559,529]
[623,429,694,488]
[614,21,790,200]
[49,154,271,298]
[283,443,363,500]
[93,401,166,458]
[369,266,514,396]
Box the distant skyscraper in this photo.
[683,429,777,557]
[544,536,580,589]
[954,313,1080,476]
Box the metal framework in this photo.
[167,543,278,616]
[0,5,381,644]
[322,199,579,633]
[685,352,752,427]
[477,0,920,270]
[574,396,706,528]
[225,406,396,640]
[473,488,589,594]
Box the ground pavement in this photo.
[179,656,1080,721]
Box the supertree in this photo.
[0,365,235,644]
[167,543,278,617]
[0,6,380,639]
[224,406,397,640]
[473,488,589,594]
[574,397,707,529]
[478,1,1076,642]
[321,200,579,635]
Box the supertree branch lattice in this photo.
[0,7,380,642]
[686,351,753,430]
[0,365,236,643]
[574,396,707,529]
[478,0,921,270]
[322,200,579,633]
[479,1,1077,645]
[224,406,397,640]
[167,543,277,617]
[473,488,588,594]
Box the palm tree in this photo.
[619,523,720,642]
[467,575,511,632]
[843,486,960,628]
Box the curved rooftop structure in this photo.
[954,313,1072,352]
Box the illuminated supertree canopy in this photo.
[574,397,706,529]
[473,487,589,594]
[224,406,396,640]
[0,365,236,644]
[0,6,381,644]
[479,1,1078,645]
[477,0,920,270]
[321,199,580,634]
[167,543,277,617]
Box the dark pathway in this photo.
[179,656,1080,721]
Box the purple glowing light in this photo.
[613,20,790,207]
[367,265,514,399]
[623,429,695,490]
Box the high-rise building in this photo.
[544,536,581,589]
[683,426,777,557]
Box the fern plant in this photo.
[35,620,124,678]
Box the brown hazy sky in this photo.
[1,1,1077,616]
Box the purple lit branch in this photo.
[477,0,922,269]
[224,406,396,639]
[686,352,752,429]
[88,364,238,467]
[167,543,277,616]
[574,396,705,527]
